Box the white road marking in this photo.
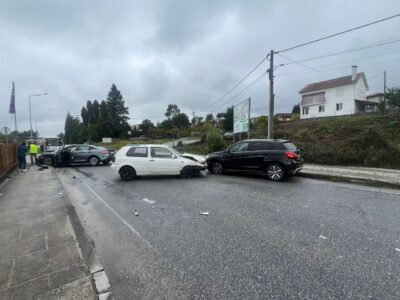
[142,198,155,204]
[395,248,400,252]
[319,235,327,240]
[82,182,152,249]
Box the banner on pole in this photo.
[233,98,250,133]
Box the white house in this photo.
[299,66,376,119]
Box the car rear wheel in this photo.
[210,162,223,175]
[43,157,53,166]
[119,166,136,181]
[266,164,285,181]
[89,156,100,166]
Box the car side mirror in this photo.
[172,154,177,159]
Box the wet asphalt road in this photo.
[57,165,400,299]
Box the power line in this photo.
[277,12,400,53]
[277,53,332,76]
[280,38,400,66]
[204,56,267,110]
[212,71,267,113]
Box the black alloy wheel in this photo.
[119,166,136,181]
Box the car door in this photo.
[242,142,271,170]
[125,146,150,175]
[224,142,249,170]
[73,145,90,162]
[149,146,182,175]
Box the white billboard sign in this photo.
[102,137,112,143]
[233,98,250,133]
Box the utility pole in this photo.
[268,50,274,139]
[383,71,387,112]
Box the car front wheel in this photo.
[43,157,53,166]
[210,161,223,175]
[119,166,136,181]
[266,164,285,181]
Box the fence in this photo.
[0,143,17,178]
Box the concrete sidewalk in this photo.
[300,164,400,189]
[0,166,96,299]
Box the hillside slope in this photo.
[274,113,400,169]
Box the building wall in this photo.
[300,84,355,119]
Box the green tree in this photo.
[205,113,215,123]
[207,128,225,152]
[139,119,155,136]
[64,113,74,144]
[223,106,234,131]
[105,84,130,137]
[386,87,400,108]
[92,100,100,122]
[165,104,180,120]
[292,104,300,114]
[81,107,88,126]
[172,113,190,129]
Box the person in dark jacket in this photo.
[17,142,28,172]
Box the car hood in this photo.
[181,153,206,164]
[207,151,225,158]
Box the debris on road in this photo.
[73,176,77,179]
[58,192,63,196]
[200,212,210,215]
[134,210,139,216]
[395,248,400,252]
[319,235,327,240]
[143,198,155,204]
[0,193,3,196]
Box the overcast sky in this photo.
[1,0,399,136]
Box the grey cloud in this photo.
[0,0,399,136]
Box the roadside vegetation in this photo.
[176,112,400,169]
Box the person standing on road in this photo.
[29,141,38,165]
[17,142,28,172]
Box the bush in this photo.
[207,128,225,152]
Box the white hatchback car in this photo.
[111,144,207,180]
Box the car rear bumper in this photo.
[111,164,120,173]
[286,164,303,175]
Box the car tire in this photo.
[180,166,193,179]
[210,161,223,175]
[266,163,285,181]
[88,156,100,166]
[119,166,136,181]
[43,157,53,166]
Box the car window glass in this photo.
[89,146,97,150]
[283,142,297,151]
[126,147,148,157]
[249,142,274,151]
[151,147,175,158]
[77,145,90,151]
[230,142,249,153]
[64,146,77,152]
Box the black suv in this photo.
[206,139,303,181]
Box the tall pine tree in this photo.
[105,84,130,137]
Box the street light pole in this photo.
[29,93,48,139]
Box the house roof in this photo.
[299,73,368,94]
[366,92,384,98]
[274,113,292,117]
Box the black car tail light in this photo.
[285,151,299,159]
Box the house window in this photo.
[336,103,343,111]
[302,107,309,115]
[319,105,325,112]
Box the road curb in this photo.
[55,169,115,299]
[298,172,400,190]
